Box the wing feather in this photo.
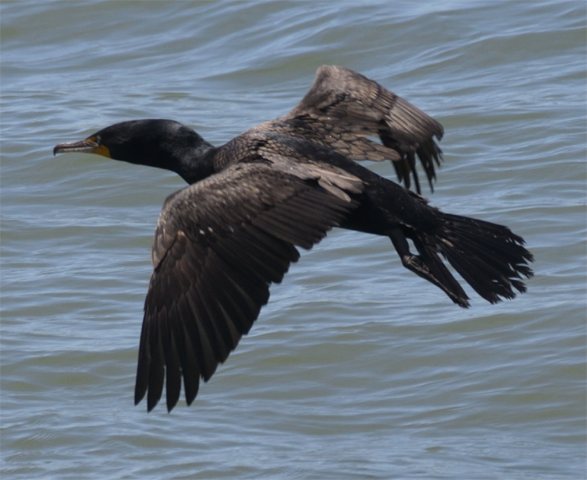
[135,162,357,411]
[253,65,443,193]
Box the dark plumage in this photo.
[54,65,533,412]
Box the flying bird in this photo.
[54,65,533,412]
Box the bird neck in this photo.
[173,141,218,185]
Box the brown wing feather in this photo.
[134,163,357,411]
[253,65,444,194]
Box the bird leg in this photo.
[388,228,429,279]
[388,227,469,306]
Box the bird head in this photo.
[54,119,214,183]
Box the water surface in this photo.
[2,1,585,478]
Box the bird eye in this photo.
[95,136,101,145]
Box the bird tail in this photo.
[405,212,534,307]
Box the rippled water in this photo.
[2,1,585,479]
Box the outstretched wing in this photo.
[255,65,444,194]
[134,162,359,412]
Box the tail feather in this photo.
[417,213,533,305]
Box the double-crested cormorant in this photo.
[54,65,533,412]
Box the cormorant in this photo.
[54,65,533,412]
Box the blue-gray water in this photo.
[2,1,585,478]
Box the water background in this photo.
[2,1,585,478]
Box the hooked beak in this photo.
[53,138,111,158]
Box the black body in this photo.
[54,66,533,412]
